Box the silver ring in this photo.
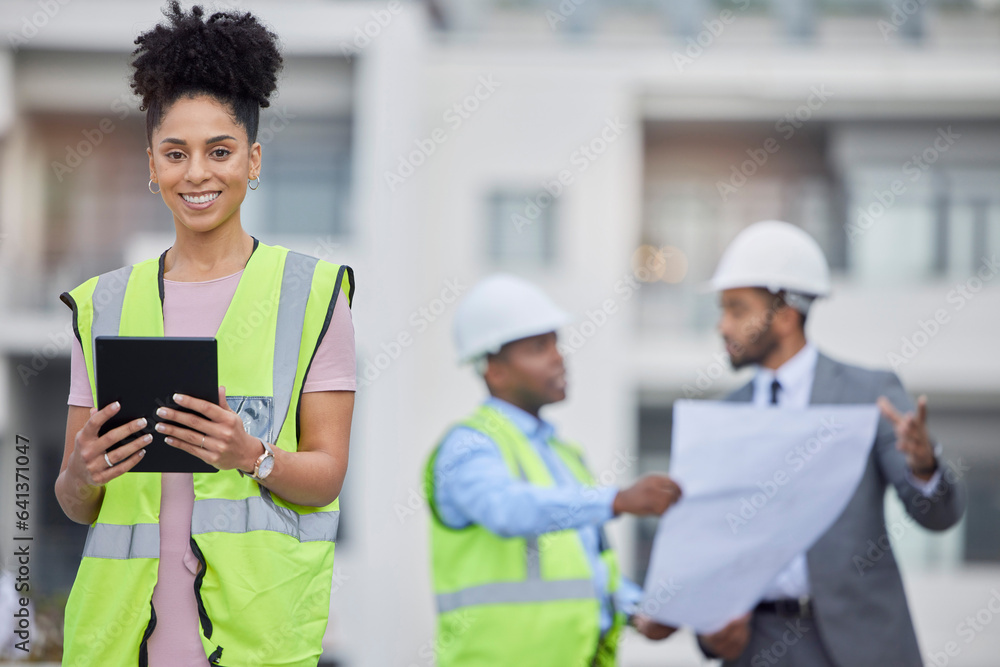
[104,452,113,468]
[201,434,206,447]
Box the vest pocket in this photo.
[226,396,273,444]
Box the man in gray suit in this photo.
[689,221,965,666]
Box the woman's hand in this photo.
[67,401,152,486]
[155,387,353,507]
[156,386,260,472]
[56,402,151,524]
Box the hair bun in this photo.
[131,1,282,113]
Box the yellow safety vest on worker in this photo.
[425,404,626,667]
[60,240,353,666]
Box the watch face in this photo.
[257,455,275,480]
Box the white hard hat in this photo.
[453,274,570,364]
[708,220,831,299]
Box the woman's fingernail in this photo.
[155,423,165,432]
[144,434,153,442]
[136,418,147,428]
[112,401,121,410]
[140,449,146,457]
[164,436,174,445]
[156,407,168,418]
[173,393,184,403]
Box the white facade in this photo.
[1,1,998,665]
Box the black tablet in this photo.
[95,336,219,473]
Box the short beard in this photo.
[729,323,780,370]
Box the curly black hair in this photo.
[131,2,283,145]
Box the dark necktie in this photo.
[770,379,781,405]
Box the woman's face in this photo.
[147,95,261,235]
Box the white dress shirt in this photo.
[752,343,941,601]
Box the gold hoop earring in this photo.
[248,176,260,191]
[148,179,160,194]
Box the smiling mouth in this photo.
[181,192,220,204]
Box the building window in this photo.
[242,117,352,238]
[486,190,557,267]
[35,114,164,311]
[635,401,675,582]
[845,166,1000,284]
[964,463,1000,563]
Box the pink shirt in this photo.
[68,268,355,666]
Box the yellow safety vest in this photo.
[424,405,626,667]
[60,239,354,666]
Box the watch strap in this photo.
[240,440,273,481]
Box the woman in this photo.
[54,4,356,665]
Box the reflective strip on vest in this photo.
[525,536,541,579]
[191,494,339,543]
[514,461,543,581]
[88,253,316,444]
[91,265,133,342]
[82,251,335,556]
[436,578,595,614]
[271,252,317,434]
[82,522,159,559]
[432,417,598,614]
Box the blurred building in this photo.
[0,0,998,665]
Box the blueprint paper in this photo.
[640,400,880,633]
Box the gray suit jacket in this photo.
[719,351,965,667]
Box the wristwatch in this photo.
[241,440,275,482]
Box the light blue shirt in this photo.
[434,397,642,633]
[753,343,941,600]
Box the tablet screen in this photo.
[95,336,219,473]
